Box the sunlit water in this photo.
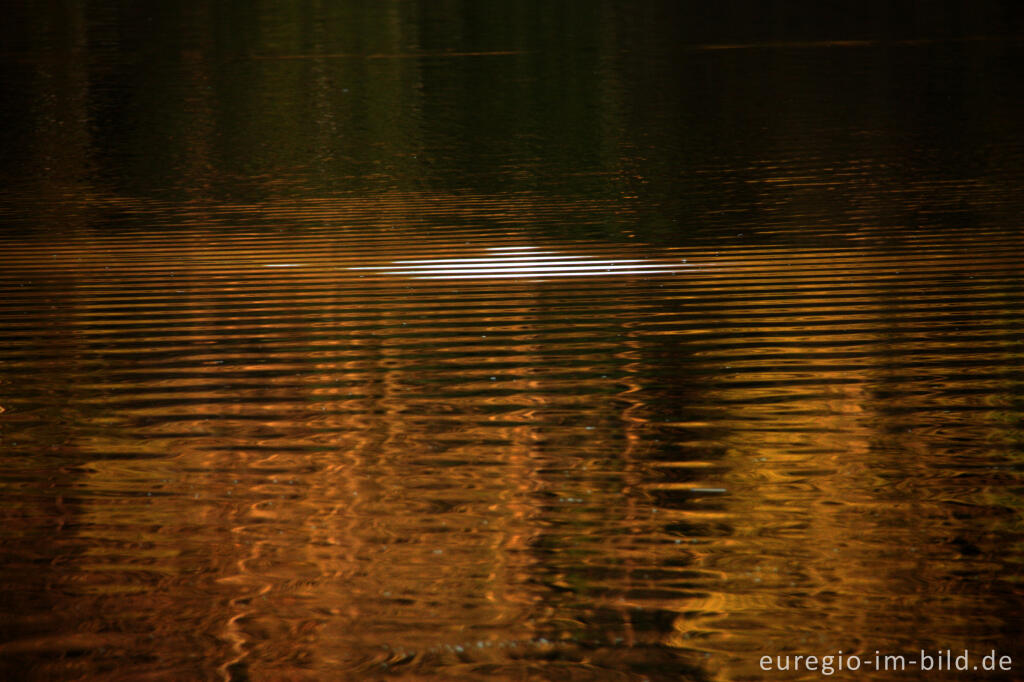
[3,3,1024,681]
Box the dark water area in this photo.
[3,2,1024,680]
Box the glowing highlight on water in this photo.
[351,247,688,280]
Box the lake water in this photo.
[2,2,1024,680]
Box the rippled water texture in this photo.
[3,3,1024,680]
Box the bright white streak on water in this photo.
[351,246,687,279]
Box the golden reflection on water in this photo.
[2,191,1024,680]
[4,2,1024,678]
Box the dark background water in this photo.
[2,2,1024,680]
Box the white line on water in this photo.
[373,262,680,273]
[413,268,683,279]
[390,254,574,264]
[365,260,654,272]
[347,247,689,279]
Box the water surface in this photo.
[2,2,1024,680]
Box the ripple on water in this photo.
[2,180,1024,680]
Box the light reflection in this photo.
[351,246,689,279]
[2,196,1024,679]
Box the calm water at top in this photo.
[2,2,1024,680]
